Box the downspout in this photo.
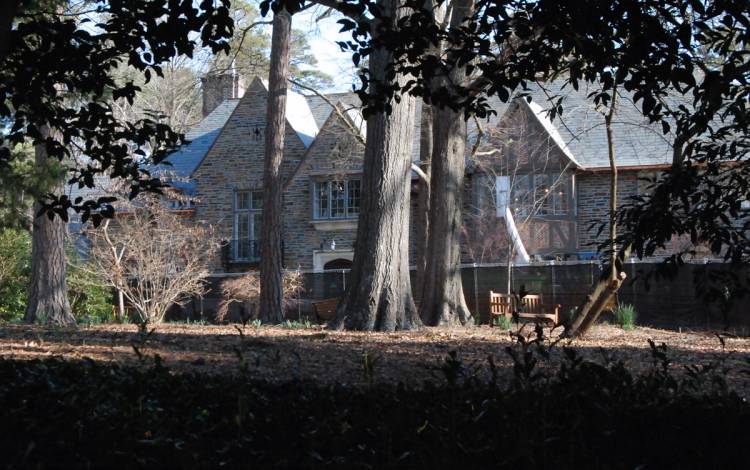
[496,176,530,264]
[503,206,530,264]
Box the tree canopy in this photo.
[326,0,750,270]
[0,0,234,225]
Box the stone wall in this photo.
[575,171,639,252]
[282,109,364,270]
[193,79,307,272]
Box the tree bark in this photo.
[563,88,626,339]
[331,0,421,332]
[414,104,433,304]
[259,9,292,324]
[562,245,631,338]
[419,0,475,326]
[420,104,473,326]
[24,125,74,326]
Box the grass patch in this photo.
[615,303,637,330]
[493,315,512,330]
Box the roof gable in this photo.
[158,99,240,185]
[247,77,319,148]
[286,101,366,182]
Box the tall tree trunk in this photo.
[25,125,74,326]
[331,0,421,332]
[420,104,473,326]
[259,8,292,324]
[419,0,475,326]
[414,104,433,304]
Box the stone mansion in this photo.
[132,73,691,274]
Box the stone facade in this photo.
[194,80,371,272]
[575,171,639,252]
[282,106,365,271]
[193,79,307,271]
[191,83,680,272]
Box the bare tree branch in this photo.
[86,196,218,325]
[309,0,372,25]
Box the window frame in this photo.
[232,190,263,261]
[312,178,361,220]
[509,172,573,218]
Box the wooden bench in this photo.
[489,291,512,327]
[311,298,339,322]
[515,294,560,325]
[488,291,560,326]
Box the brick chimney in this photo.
[201,70,244,117]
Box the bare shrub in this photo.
[86,196,218,325]
[216,270,304,323]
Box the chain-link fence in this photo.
[179,261,749,330]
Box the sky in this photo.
[293,6,359,93]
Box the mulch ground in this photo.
[1,323,749,390]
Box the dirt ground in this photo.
[1,323,749,390]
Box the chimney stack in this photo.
[201,69,244,117]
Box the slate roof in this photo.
[154,99,240,194]
[158,99,240,183]
[301,81,674,171]
[70,77,676,209]
[305,92,361,128]
[488,82,674,169]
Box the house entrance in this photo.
[312,249,354,272]
[323,258,353,270]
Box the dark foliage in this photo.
[1,333,748,469]
[0,1,233,225]
[298,0,750,299]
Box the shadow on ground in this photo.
[1,323,748,389]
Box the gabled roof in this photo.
[524,99,583,168]
[467,81,675,170]
[516,82,673,169]
[155,99,241,192]
[180,77,675,179]
[305,92,360,128]
[160,99,240,179]
[248,77,320,148]
[286,100,366,182]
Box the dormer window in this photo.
[313,179,360,220]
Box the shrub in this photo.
[67,260,113,325]
[216,270,305,322]
[86,197,217,325]
[614,303,637,330]
[0,229,111,324]
[0,335,747,469]
[281,319,315,330]
[0,229,31,321]
[564,307,577,325]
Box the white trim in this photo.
[313,250,354,272]
[311,219,358,231]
